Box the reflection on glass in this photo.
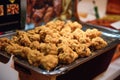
[0,5,4,16]
[7,4,19,15]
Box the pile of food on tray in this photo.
[0,20,107,71]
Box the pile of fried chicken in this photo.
[0,20,107,70]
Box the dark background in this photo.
[0,0,21,32]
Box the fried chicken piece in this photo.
[57,37,79,49]
[58,45,78,64]
[57,37,70,47]
[34,26,45,33]
[39,32,46,42]
[28,34,40,41]
[73,28,86,39]
[5,42,31,58]
[16,30,26,37]
[54,20,65,31]
[46,43,58,55]
[39,43,58,55]
[37,25,61,43]
[45,21,58,29]
[5,43,23,55]
[60,25,71,34]
[46,20,65,31]
[39,26,60,43]
[60,30,73,39]
[21,47,31,58]
[19,33,31,46]
[58,52,78,64]
[16,31,31,46]
[0,37,10,43]
[39,26,54,36]
[75,44,91,57]
[0,38,10,50]
[91,37,107,50]
[78,37,91,47]
[44,32,60,43]
[85,29,102,39]
[60,25,74,39]
[30,41,40,50]
[65,21,82,32]
[27,49,44,66]
[10,36,19,43]
[27,30,36,35]
[72,28,92,46]
[40,55,58,70]
[67,39,79,51]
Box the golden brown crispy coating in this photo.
[57,37,70,47]
[75,44,91,57]
[39,43,47,53]
[46,20,65,31]
[16,30,26,37]
[27,49,44,66]
[39,26,52,34]
[58,45,78,64]
[30,41,40,50]
[78,37,91,47]
[40,55,58,70]
[47,43,58,55]
[67,39,79,51]
[34,25,45,33]
[0,37,10,50]
[39,27,54,42]
[34,26,42,33]
[65,21,82,32]
[28,34,40,41]
[60,26,73,39]
[6,43,31,58]
[5,43,23,55]
[27,29,36,34]
[10,36,19,43]
[58,51,78,64]
[44,32,60,43]
[91,37,108,49]
[72,28,91,46]
[39,43,58,55]
[0,37,10,43]
[60,25,71,34]
[39,25,59,36]
[14,31,31,45]
[19,32,31,46]
[22,47,31,58]
[73,28,85,39]
[85,29,102,39]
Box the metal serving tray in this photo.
[0,24,120,77]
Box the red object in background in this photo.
[112,45,120,62]
[87,19,117,29]
[107,0,120,15]
[0,32,3,35]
